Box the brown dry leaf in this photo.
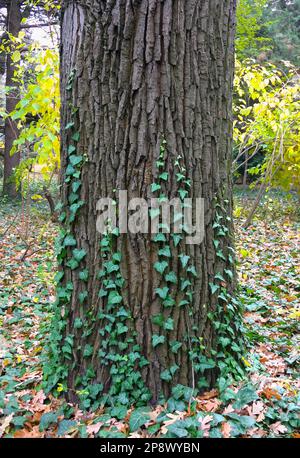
[246,400,265,422]
[223,404,235,415]
[203,399,221,412]
[33,411,44,422]
[86,422,103,436]
[262,387,281,400]
[199,415,213,431]
[161,411,185,435]
[199,389,219,400]
[221,422,231,438]
[199,415,213,438]
[114,420,128,435]
[32,390,46,406]
[0,413,14,438]
[129,431,143,438]
[285,295,297,303]
[248,427,267,438]
[148,405,164,423]
[251,401,265,415]
[269,421,288,435]
[14,427,44,438]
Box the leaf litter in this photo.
[0,197,299,438]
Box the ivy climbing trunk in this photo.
[53,0,242,405]
[3,0,21,198]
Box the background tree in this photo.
[2,0,22,197]
[0,0,59,197]
[263,0,300,65]
[235,0,300,66]
[236,0,269,60]
[45,0,243,407]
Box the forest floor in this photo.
[0,192,299,438]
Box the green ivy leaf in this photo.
[83,344,93,357]
[57,420,77,437]
[179,299,189,307]
[151,314,164,327]
[187,265,197,277]
[209,283,219,294]
[129,407,151,432]
[79,290,88,303]
[165,271,177,284]
[176,172,185,182]
[105,261,120,274]
[67,258,79,270]
[178,189,188,200]
[66,164,75,176]
[163,296,176,307]
[108,291,122,306]
[225,269,233,279]
[72,180,81,193]
[69,155,83,167]
[181,279,191,291]
[63,235,76,247]
[74,317,83,329]
[170,341,182,353]
[153,233,167,243]
[170,364,179,375]
[215,272,225,282]
[79,269,89,281]
[158,246,171,258]
[217,250,226,261]
[152,334,165,348]
[154,261,168,275]
[160,369,171,381]
[164,318,174,331]
[172,234,183,247]
[72,131,80,142]
[116,323,128,335]
[155,287,169,300]
[179,254,190,268]
[213,240,220,249]
[39,412,59,432]
[99,288,107,298]
[232,385,258,410]
[151,182,161,192]
[112,252,122,263]
[65,121,74,130]
[159,172,169,181]
[72,248,86,262]
[68,192,79,204]
[67,145,76,155]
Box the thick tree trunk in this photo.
[54,0,240,404]
[3,0,21,198]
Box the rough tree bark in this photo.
[3,0,21,197]
[58,0,239,403]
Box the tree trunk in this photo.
[51,0,241,405]
[3,0,21,198]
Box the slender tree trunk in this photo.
[3,0,21,198]
[243,151,248,191]
[54,0,240,404]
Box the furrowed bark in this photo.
[58,0,238,403]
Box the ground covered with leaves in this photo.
[0,193,299,438]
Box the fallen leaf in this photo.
[86,422,103,436]
[0,413,14,438]
[221,422,231,438]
